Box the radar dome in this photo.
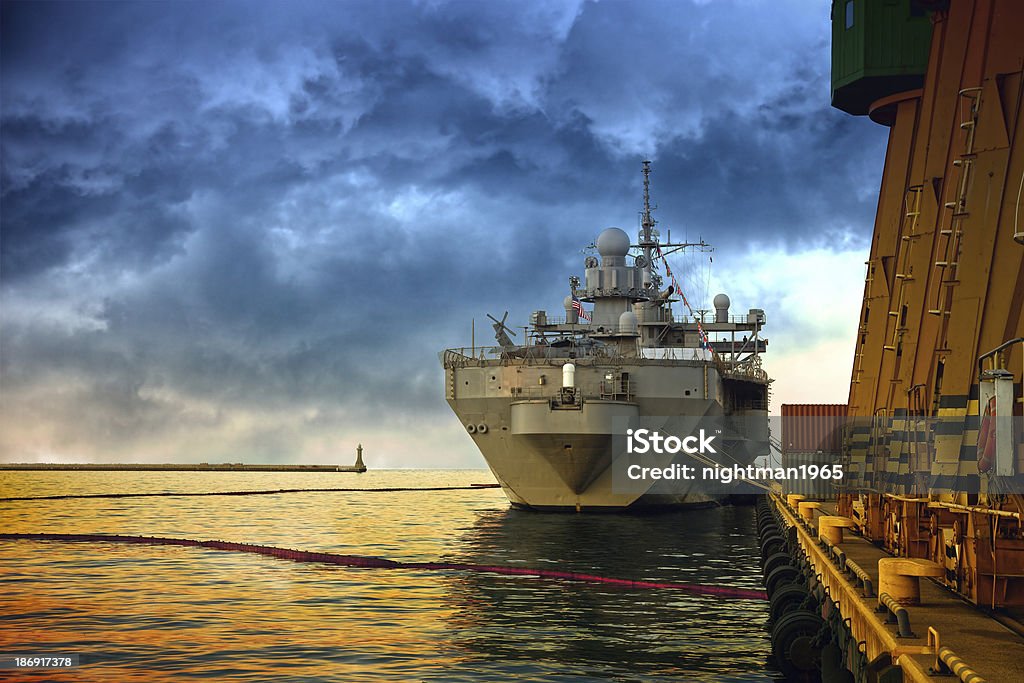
[596,227,631,258]
[618,311,638,335]
[563,295,578,321]
[714,293,731,323]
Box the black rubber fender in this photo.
[764,563,802,598]
[762,551,796,579]
[760,535,788,560]
[771,609,825,680]
[768,583,811,623]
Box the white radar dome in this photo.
[618,311,638,335]
[596,227,631,258]
[714,293,731,323]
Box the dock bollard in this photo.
[798,501,821,522]
[877,557,943,606]
[817,516,856,545]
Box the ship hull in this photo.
[444,357,769,511]
[472,430,724,511]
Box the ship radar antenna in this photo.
[641,160,656,243]
[639,160,659,291]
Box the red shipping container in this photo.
[781,404,848,454]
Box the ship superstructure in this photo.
[441,163,771,510]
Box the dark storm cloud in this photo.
[0,0,887,463]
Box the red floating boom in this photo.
[0,532,767,600]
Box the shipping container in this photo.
[781,404,848,454]
[780,450,842,498]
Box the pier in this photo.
[0,463,366,472]
[759,493,1024,682]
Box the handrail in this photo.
[977,337,1024,379]
[511,380,636,402]
[882,493,1024,521]
[440,345,760,372]
[932,501,1022,521]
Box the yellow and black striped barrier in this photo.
[845,558,875,597]
[878,591,915,638]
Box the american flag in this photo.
[697,323,710,349]
[572,297,592,322]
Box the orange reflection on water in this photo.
[0,471,778,681]
[1,471,501,681]
[1,542,462,682]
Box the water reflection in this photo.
[0,472,782,681]
[435,506,781,681]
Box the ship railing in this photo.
[440,345,727,369]
[510,380,635,403]
[537,313,758,326]
[721,363,770,382]
[732,398,769,411]
[441,345,636,368]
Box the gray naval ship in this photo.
[441,162,770,511]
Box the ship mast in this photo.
[639,160,656,290]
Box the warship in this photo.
[441,163,771,510]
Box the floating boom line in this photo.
[0,532,768,601]
[0,484,501,503]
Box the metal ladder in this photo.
[884,185,923,357]
[852,260,875,385]
[928,87,983,326]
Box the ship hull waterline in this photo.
[446,359,769,511]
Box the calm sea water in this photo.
[0,470,780,681]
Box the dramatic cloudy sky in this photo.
[0,0,887,467]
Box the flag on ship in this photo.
[572,297,592,322]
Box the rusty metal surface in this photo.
[781,403,848,453]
